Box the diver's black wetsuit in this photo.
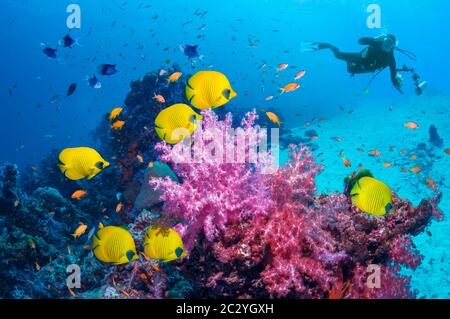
[319,37,401,93]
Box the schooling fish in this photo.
[167,71,182,83]
[109,107,123,121]
[153,94,165,104]
[179,44,199,59]
[92,226,138,265]
[72,223,88,238]
[58,147,110,180]
[280,83,300,94]
[111,120,125,130]
[410,166,422,174]
[425,178,437,192]
[404,122,419,129]
[66,83,77,97]
[98,64,118,76]
[185,70,237,109]
[341,157,351,167]
[71,190,87,200]
[87,75,101,89]
[277,63,288,71]
[266,111,281,126]
[294,70,306,80]
[144,226,187,263]
[43,46,58,59]
[59,34,76,48]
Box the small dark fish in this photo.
[179,44,199,59]
[60,34,75,48]
[87,75,101,89]
[97,64,117,76]
[66,83,77,97]
[43,47,57,59]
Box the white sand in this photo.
[278,94,450,298]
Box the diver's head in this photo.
[382,34,397,52]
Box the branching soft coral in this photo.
[151,109,273,245]
[147,109,442,299]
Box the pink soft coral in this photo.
[147,109,441,299]
[151,109,273,245]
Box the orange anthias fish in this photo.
[109,107,123,122]
[410,166,422,174]
[167,71,182,83]
[400,148,407,154]
[71,190,87,200]
[404,121,419,129]
[310,135,318,141]
[280,82,300,94]
[277,63,288,71]
[409,154,417,160]
[119,289,130,298]
[425,178,437,192]
[383,162,393,168]
[294,70,306,80]
[153,93,165,103]
[328,280,350,300]
[341,157,351,167]
[266,111,281,126]
[72,223,88,238]
[111,120,125,130]
[68,287,77,298]
[115,202,123,213]
[445,148,450,155]
[368,150,381,157]
[136,154,144,163]
[401,167,408,173]
[151,263,161,272]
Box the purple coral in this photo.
[151,109,273,245]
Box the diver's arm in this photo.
[389,56,403,94]
[358,37,376,45]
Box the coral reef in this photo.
[0,68,443,299]
[150,110,442,299]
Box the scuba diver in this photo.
[302,34,426,95]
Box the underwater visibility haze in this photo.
[0,0,449,299]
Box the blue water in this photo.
[1,0,449,298]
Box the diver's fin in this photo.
[300,41,320,53]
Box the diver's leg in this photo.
[318,43,361,63]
